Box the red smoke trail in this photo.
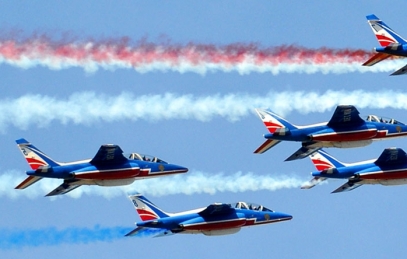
[0,34,386,73]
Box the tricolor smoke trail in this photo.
[1,170,305,199]
[0,90,406,132]
[0,35,402,74]
[0,225,132,249]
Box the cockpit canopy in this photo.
[128,153,168,164]
[230,202,274,212]
[365,115,404,125]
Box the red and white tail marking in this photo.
[129,194,170,222]
[375,34,396,47]
[25,157,47,170]
[17,144,49,170]
[255,109,285,133]
[310,152,335,171]
[136,209,159,221]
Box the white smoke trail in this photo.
[1,55,404,75]
[0,90,407,132]
[1,170,306,199]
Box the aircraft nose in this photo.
[276,212,293,221]
[171,164,188,173]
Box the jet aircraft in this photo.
[125,194,292,237]
[15,138,188,196]
[254,105,407,161]
[363,14,407,75]
[302,148,407,193]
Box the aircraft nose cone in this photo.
[277,212,293,221]
[178,166,188,173]
[172,164,188,173]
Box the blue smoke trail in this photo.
[0,225,133,249]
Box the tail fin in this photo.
[366,14,407,46]
[255,109,297,134]
[129,194,171,221]
[16,138,60,170]
[309,149,346,170]
[301,149,346,190]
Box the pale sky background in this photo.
[1,1,407,258]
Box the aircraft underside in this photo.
[359,171,407,186]
[69,178,136,186]
[306,140,373,149]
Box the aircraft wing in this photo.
[15,175,42,189]
[301,176,327,189]
[89,144,128,166]
[125,226,174,237]
[331,181,362,193]
[198,203,234,216]
[390,64,407,76]
[362,52,392,66]
[45,182,81,196]
[254,139,281,154]
[285,146,320,161]
[375,148,407,166]
[327,105,364,128]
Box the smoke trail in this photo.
[0,90,407,132]
[1,170,306,199]
[0,225,132,249]
[0,35,401,74]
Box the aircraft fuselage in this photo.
[312,163,407,186]
[137,209,292,236]
[26,159,187,186]
[264,121,407,147]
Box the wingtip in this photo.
[284,154,302,162]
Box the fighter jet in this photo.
[125,194,292,237]
[254,105,407,161]
[15,138,188,196]
[302,148,407,193]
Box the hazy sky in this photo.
[1,1,407,258]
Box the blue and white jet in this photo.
[14,138,188,196]
[363,14,407,75]
[125,194,292,237]
[302,148,407,193]
[254,105,407,161]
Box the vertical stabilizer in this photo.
[366,14,407,46]
[255,109,297,134]
[129,194,171,221]
[16,138,60,170]
[309,149,346,170]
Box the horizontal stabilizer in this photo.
[285,147,320,161]
[301,177,326,189]
[46,182,80,196]
[254,139,281,154]
[390,64,407,76]
[125,226,144,236]
[125,226,174,237]
[362,52,392,66]
[331,182,362,193]
[15,176,43,189]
